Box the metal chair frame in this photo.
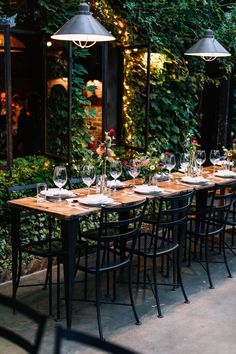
[0,293,47,354]
[187,182,235,289]
[7,183,63,316]
[75,199,147,340]
[134,190,195,318]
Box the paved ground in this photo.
[0,233,236,354]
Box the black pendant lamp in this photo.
[184,28,231,61]
[51,0,115,48]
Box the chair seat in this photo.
[21,239,63,257]
[188,221,224,238]
[77,253,130,274]
[134,233,179,257]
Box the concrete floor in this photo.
[1,233,236,354]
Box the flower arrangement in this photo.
[96,128,116,173]
[184,135,200,159]
[223,138,236,163]
[134,151,165,179]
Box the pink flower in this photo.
[165,152,171,158]
[88,142,94,149]
[108,128,115,138]
[232,138,236,143]
[192,138,199,146]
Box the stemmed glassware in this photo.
[53,166,67,201]
[82,164,96,195]
[180,153,190,175]
[110,160,122,191]
[164,153,176,181]
[128,159,140,188]
[196,150,206,175]
[209,149,220,174]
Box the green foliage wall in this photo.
[97,0,236,153]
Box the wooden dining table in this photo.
[7,169,236,328]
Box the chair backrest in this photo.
[54,325,140,354]
[6,183,39,199]
[154,190,195,242]
[96,199,147,267]
[68,177,83,189]
[202,182,236,234]
[6,183,41,219]
[0,294,47,354]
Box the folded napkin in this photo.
[134,185,163,194]
[214,170,236,178]
[41,188,74,197]
[182,176,207,184]
[107,180,124,188]
[77,194,114,206]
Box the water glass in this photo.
[128,159,140,187]
[53,166,68,201]
[209,149,220,173]
[37,183,47,203]
[180,153,190,175]
[196,150,206,175]
[164,153,176,181]
[110,160,122,191]
[82,164,96,194]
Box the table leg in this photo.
[61,218,78,328]
[11,208,20,306]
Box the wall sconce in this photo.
[184,28,231,61]
[51,0,115,48]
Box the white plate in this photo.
[77,194,114,206]
[41,188,75,199]
[134,185,164,195]
[181,176,208,185]
[107,180,125,189]
[214,170,236,178]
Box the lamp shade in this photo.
[51,1,115,48]
[184,28,231,61]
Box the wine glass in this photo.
[82,164,96,195]
[53,166,67,201]
[164,153,176,181]
[196,150,206,175]
[110,160,122,191]
[180,153,190,175]
[128,159,140,187]
[209,149,220,174]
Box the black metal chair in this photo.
[68,177,83,189]
[222,196,236,256]
[0,293,47,354]
[75,199,147,340]
[187,182,235,289]
[54,324,140,354]
[132,190,195,318]
[7,183,63,316]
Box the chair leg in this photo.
[43,263,50,290]
[128,263,140,325]
[47,256,52,316]
[16,250,23,290]
[151,258,163,318]
[176,249,189,304]
[222,233,232,278]
[205,237,214,289]
[95,273,104,341]
[56,259,61,321]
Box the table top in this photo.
[7,169,236,220]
